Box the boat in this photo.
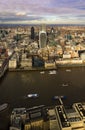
[28,105,45,111]
[40,71,45,74]
[62,83,68,87]
[49,70,56,75]
[53,95,66,100]
[66,69,71,72]
[0,103,8,112]
[27,94,39,98]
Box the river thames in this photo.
[0,67,85,129]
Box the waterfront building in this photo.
[48,108,60,130]
[10,108,26,130]
[9,59,17,69]
[10,102,85,130]
[20,57,32,69]
[55,104,85,130]
[73,102,85,122]
[24,105,49,130]
[10,126,21,130]
[44,60,56,69]
[32,56,44,67]
[55,59,83,66]
[9,53,19,69]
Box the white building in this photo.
[39,31,47,48]
[9,59,17,69]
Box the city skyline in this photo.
[0,0,85,24]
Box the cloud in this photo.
[16,12,27,16]
[0,0,85,24]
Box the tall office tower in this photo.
[39,24,47,48]
[31,26,35,40]
[39,31,47,48]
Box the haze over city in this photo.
[0,0,85,24]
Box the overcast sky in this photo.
[0,0,85,24]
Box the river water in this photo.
[0,67,85,130]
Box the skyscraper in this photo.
[50,27,55,41]
[39,31,47,48]
[31,26,35,40]
[39,24,47,48]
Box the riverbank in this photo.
[8,67,57,72]
[57,63,85,68]
[8,63,85,72]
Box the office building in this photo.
[39,31,47,48]
[39,24,47,48]
[31,26,35,40]
[24,105,49,130]
[55,103,85,130]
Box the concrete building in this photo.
[73,102,85,122]
[55,102,85,130]
[63,52,71,59]
[80,53,85,61]
[10,126,21,130]
[9,59,17,69]
[24,105,49,130]
[44,60,56,69]
[48,108,60,130]
[20,57,32,68]
[10,108,26,130]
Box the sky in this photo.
[0,0,85,24]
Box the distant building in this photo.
[50,27,55,42]
[51,27,55,34]
[31,27,35,40]
[39,24,46,32]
